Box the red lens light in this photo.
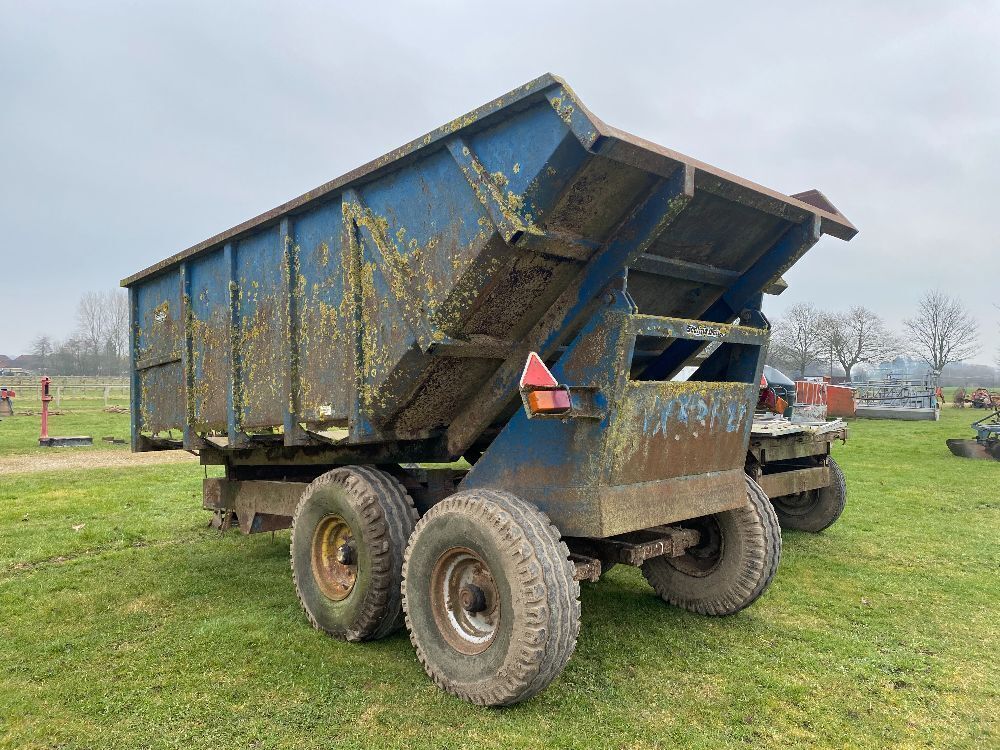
[527,389,571,414]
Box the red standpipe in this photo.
[40,376,51,441]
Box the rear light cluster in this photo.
[519,352,571,416]
[527,389,571,414]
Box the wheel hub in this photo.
[773,490,820,516]
[459,584,487,613]
[311,515,357,601]
[335,543,355,565]
[667,517,724,577]
[430,547,500,655]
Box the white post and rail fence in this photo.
[0,379,130,407]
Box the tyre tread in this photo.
[290,466,417,642]
[402,489,580,706]
[772,456,847,532]
[641,476,781,616]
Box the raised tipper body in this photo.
[123,74,856,705]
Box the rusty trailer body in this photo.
[122,74,856,705]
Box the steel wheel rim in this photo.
[311,515,357,601]
[430,547,500,655]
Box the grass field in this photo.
[1,404,997,749]
[0,393,131,458]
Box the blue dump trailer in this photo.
[123,74,856,705]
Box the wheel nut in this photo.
[335,543,354,565]
[459,584,486,613]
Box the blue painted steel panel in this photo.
[188,251,229,430]
[294,201,350,422]
[460,294,769,536]
[235,226,286,428]
[134,270,182,433]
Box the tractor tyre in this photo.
[771,457,847,532]
[402,489,580,706]
[291,466,417,641]
[642,476,781,616]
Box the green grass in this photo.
[0,397,131,456]
[0,409,997,749]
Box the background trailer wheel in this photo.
[291,466,417,642]
[641,476,781,616]
[770,457,847,533]
[402,489,580,707]
[746,411,849,534]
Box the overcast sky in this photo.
[2,1,998,362]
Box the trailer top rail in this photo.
[121,73,855,287]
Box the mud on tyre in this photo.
[642,476,781,616]
[402,489,580,706]
[770,456,847,533]
[291,466,417,642]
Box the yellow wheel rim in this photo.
[311,515,357,601]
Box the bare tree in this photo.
[75,289,129,374]
[769,303,826,379]
[106,291,130,363]
[31,335,54,372]
[76,291,110,360]
[819,306,900,381]
[904,290,979,372]
[52,336,87,375]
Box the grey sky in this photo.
[2,1,998,361]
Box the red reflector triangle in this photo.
[520,352,558,389]
[760,374,768,388]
